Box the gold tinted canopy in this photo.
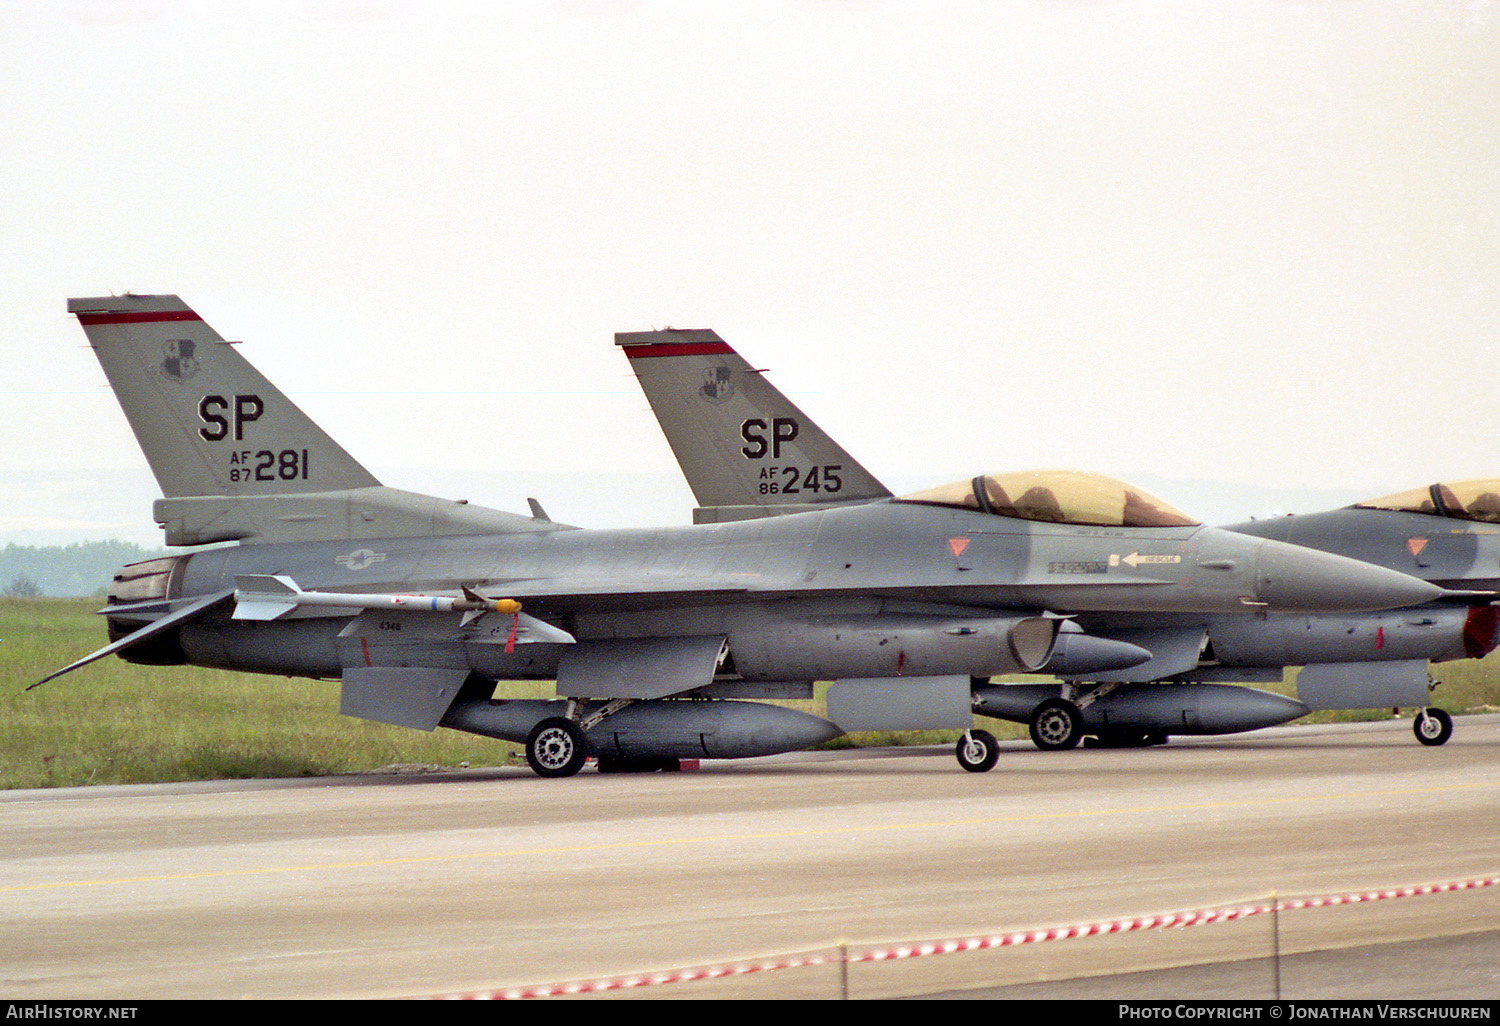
[1354,479,1500,523]
[898,470,1200,528]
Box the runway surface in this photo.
[3,714,1498,1000]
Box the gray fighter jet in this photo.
[1222,482,1500,744]
[36,296,1448,777]
[618,328,1497,753]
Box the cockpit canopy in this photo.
[897,470,1200,528]
[1353,479,1500,524]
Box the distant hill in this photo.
[0,541,168,598]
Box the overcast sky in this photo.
[4,0,1499,546]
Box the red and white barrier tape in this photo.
[426,872,1500,1000]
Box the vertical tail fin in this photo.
[616,329,890,523]
[70,295,556,545]
[69,294,379,498]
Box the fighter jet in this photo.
[617,328,1497,754]
[37,296,1447,777]
[1221,482,1500,744]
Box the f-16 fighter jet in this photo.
[617,328,1493,759]
[35,298,1447,776]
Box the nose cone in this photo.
[1252,538,1444,612]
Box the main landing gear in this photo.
[1028,698,1084,751]
[524,699,649,777]
[525,717,589,777]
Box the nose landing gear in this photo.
[1413,707,1453,746]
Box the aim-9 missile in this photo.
[232,575,570,640]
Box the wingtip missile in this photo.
[232,576,526,621]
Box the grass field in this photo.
[5,597,1499,790]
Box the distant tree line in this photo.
[0,541,168,598]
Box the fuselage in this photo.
[1228,506,1500,593]
[172,500,1430,615]
[111,499,1442,685]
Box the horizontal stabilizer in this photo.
[29,589,234,689]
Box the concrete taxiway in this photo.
[2,714,1498,1000]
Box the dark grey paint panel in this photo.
[556,635,728,699]
[1296,659,1430,709]
[340,665,470,730]
[825,674,972,732]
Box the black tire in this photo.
[525,717,590,777]
[1029,699,1083,751]
[956,729,1000,773]
[1413,707,1453,747]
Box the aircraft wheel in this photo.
[525,717,590,777]
[1029,699,1083,751]
[1413,707,1453,747]
[956,729,1000,773]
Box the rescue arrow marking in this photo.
[1110,553,1183,569]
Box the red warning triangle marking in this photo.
[949,537,970,558]
[1407,538,1428,557]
